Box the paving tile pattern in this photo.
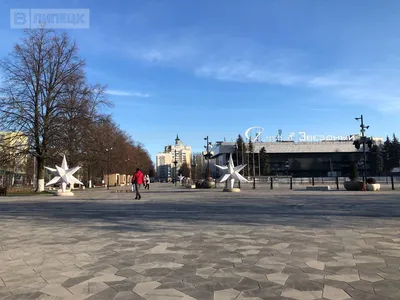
[1,186,400,299]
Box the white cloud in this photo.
[195,60,400,112]
[195,61,305,86]
[87,31,400,113]
[106,89,150,97]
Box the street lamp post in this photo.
[105,147,113,190]
[355,115,369,183]
[191,155,197,183]
[173,148,178,186]
[125,157,130,185]
[204,136,212,179]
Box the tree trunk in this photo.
[36,156,45,192]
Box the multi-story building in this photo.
[156,135,192,181]
[0,131,29,185]
[156,152,172,181]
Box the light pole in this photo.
[105,147,113,190]
[191,155,197,182]
[355,115,369,183]
[204,136,212,179]
[125,157,130,185]
[173,148,178,186]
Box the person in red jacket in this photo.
[132,168,144,199]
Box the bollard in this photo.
[215,178,217,189]
[253,177,256,189]
[391,176,395,190]
[336,176,339,190]
[312,177,315,186]
[270,177,273,189]
[238,181,241,189]
[290,177,293,190]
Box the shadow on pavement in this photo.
[0,191,400,232]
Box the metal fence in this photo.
[182,176,400,191]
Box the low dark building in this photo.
[213,140,380,178]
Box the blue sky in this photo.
[1,0,400,163]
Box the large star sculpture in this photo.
[178,175,185,182]
[45,155,83,194]
[215,153,248,190]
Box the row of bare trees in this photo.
[0,28,153,191]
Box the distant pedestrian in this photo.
[133,168,144,200]
[144,174,150,189]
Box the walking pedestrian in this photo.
[144,174,150,189]
[131,175,135,192]
[133,168,144,199]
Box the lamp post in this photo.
[355,115,369,183]
[285,160,289,176]
[191,155,197,182]
[173,148,178,186]
[204,136,212,180]
[125,157,130,185]
[105,147,113,190]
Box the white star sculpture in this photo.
[45,155,83,194]
[215,153,248,190]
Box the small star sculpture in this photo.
[45,155,83,195]
[215,153,248,191]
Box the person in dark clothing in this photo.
[133,168,144,199]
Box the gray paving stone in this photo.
[177,287,214,300]
[84,287,118,299]
[105,280,137,292]
[3,291,46,300]
[241,287,278,298]
[140,268,173,277]
[234,277,260,291]
[113,291,145,300]
[61,275,93,289]
[1,186,400,299]
[348,279,376,294]
[158,281,197,291]
[284,277,324,291]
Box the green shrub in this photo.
[349,163,359,181]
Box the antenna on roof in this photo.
[276,129,282,142]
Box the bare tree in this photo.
[178,163,191,177]
[0,28,102,191]
[80,119,154,186]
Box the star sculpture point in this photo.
[45,155,83,193]
[215,153,248,189]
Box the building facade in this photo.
[0,131,29,186]
[156,135,192,181]
[213,138,382,178]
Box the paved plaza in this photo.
[1,184,400,300]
